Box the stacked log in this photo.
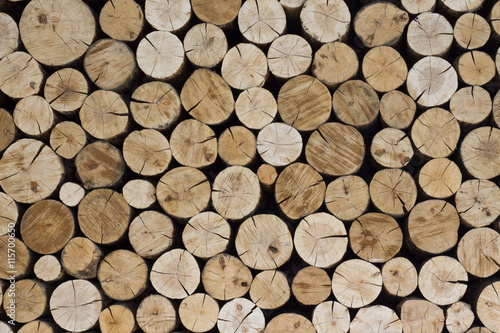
[1,0,500,332]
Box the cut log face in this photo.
[457,227,500,278]
[61,237,103,279]
[292,266,331,306]
[331,259,382,309]
[399,298,445,333]
[265,313,315,333]
[491,1,500,39]
[0,13,18,59]
[0,108,15,153]
[371,128,413,168]
[170,119,217,167]
[257,123,303,167]
[50,121,87,160]
[183,212,230,259]
[407,13,453,57]
[380,90,416,130]
[401,0,436,14]
[456,50,495,86]
[418,158,462,199]
[99,304,137,333]
[275,163,326,220]
[136,294,177,333]
[0,236,31,279]
[235,87,277,130]
[350,305,402,333]
[184,23,228,69]
[14,96,54,137]
[191,0,241,27]
[249,270,290,310]
[179,293,219,333]
[217,298,265,333]
[381,257,418,298]
[100,0,144,41]
[454,13,490,50]
[238,0,286,46]
[123,129,171,176]
[129,211,174,259]
[3,279,47,323]
[34,255,64,283]
[151,248,200,299]
[235,214,293,270]
[268,34,312,81]
[476,281,500,333]
[440,0,486,16]
[145,0,190,33]
[300,0,350,44]
[354,2,409,47]
[44,68,88,114]
[461,127,500,179]
[222,43,268,90]
[17,321,55,333]
[446,302,475,333]
[19,0,96,67]
[122,179,156,209]
[325,175,370,221]
[0,51,44,99]
[257,164,278,191]
[312,301,350,333]
[362,46,407,92]
[455,179,500,228]
[450,86,492,126]
[312,42,359,89]
[202,253,253,301]
[59,182,85,208]
[49,280,103,332]
[0,191,17,236]
[294,212,348,268]
[218,126,256,167]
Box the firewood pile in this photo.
[1,0,500,331]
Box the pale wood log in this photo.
[418,158,462,199]
[99,303,137,333]
[98,249,148,301]
[266,313,315,333]
[407,200,460,255]
[129,211,174,259]
[381,257,418,298]
[0,51,44,99]
[325,175,370,221]
[34,255,64,283]
[332,80,379,129]
[21,199,74,254]
[407,12,453,57]
[80,90,129,140]
[0,13,18,59]
[454,13,490,50]
[0,192,17,236]
[494,90,500,129]
[257,123,302,167]
[362,46,407,92]
[407,56,458,107]
[75,140,125,190]
[238,0,286,46]
[380,90,416,130]
[0,108,15,153]
[218,126,256,167]
[461,127,500,179]
[136,294,177,333]
[446,302,475,333]
[212,166,260,221]
[439,0,486,16]
[467,328,493,333]
[180,68,234,125]
[278,75,331,131]
[312,301,350,333]
[44,68,88,114]
[221,43,268,90]
[268,34,312,81]
[217,298,265,333]
[235,87,276,130]
[457,227,500,278]
[50,280,103,332]
[3,279,47,323]
[202,253,252,301]
[100,0,144,41]
[182,212,230,259]
[418,256,468,306]
[0,236,31,279]
[350,305,402,333]
[13,96,55,137]
[294,212,347,268]
[123,129,171,176]
[455,179,500,228]
[450,86,492,127]
[275,163,326,220]
[300,0,350,44]
[179,293,219,333]
[18,321,56,333]
[122,179,156,209]
[130,81,181,130]
[184,23,227,69]
[292,266,331,306]
[401,0,436,14]
[0,139,64,204]
[236,214,293,270]
[136,31,185,82]
[306,122,365,176]
[78,189,131,245]
[249,270,290,310]
[490,1,500,40]
[157,166,211,220]
[191,0,241,27]
[476,281,500,333]
[411,107,460,159]
[332,259,382,309]
[399,298,445,333]
[59,182,85,207]
[19,0,95,67]
[145,0,190,33]
[354,2,409,47]
[371,128,413,168]
[350,213,403,263]
[151,248,200,299]
[257,164,278,192]
[61,237,103,279]
[456,50,495,86]
[50,121,86,160]
[312,42,358,89]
